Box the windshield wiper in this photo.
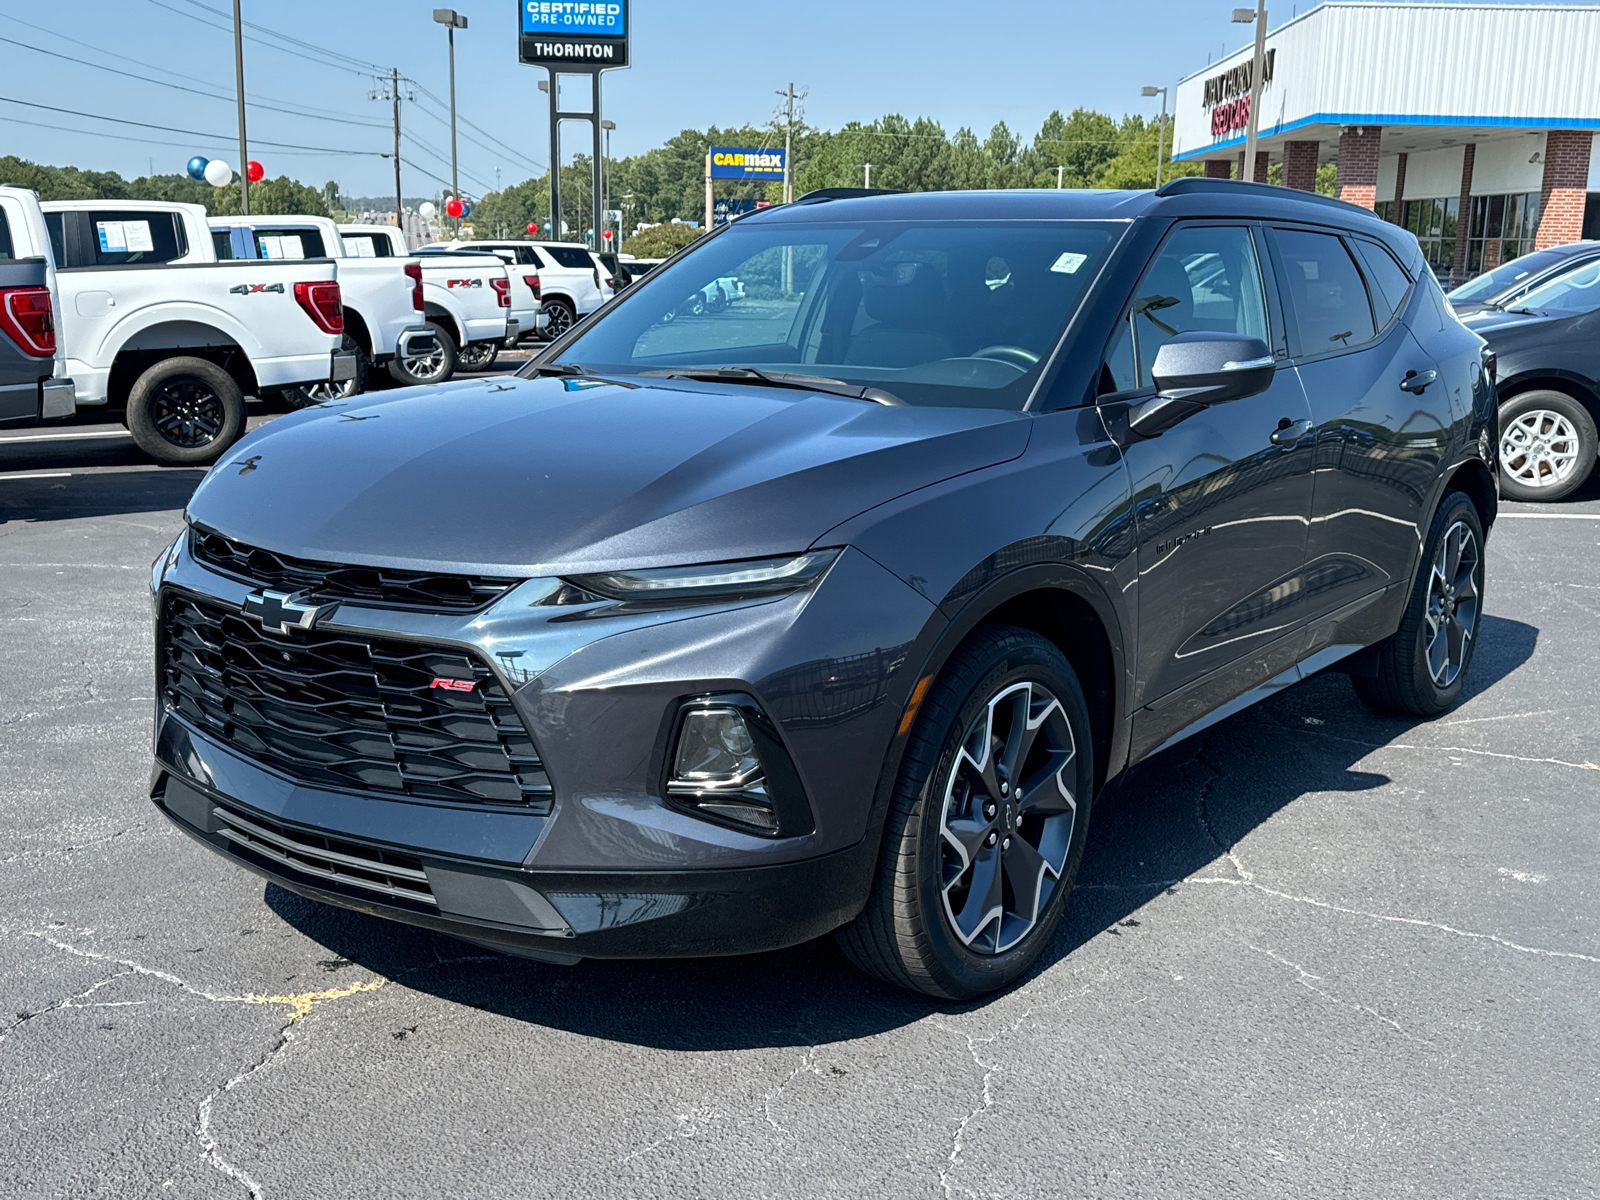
[638,366,905,406]
[524,361,592,377]
[1503,307,1541,316]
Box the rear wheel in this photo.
[1354,490,1485,716]
[540,298,577,340]
[838,625,1094,1000]
[457,341,500,371]
[1497,390,1597,502]
[283,334,367,408]
[126,356,244,467]
[387,320,456,387]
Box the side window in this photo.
[1273,229,1377,353]
[1127,225,1268,387]
[1350,238,1412,328]
[340,234,391,258]
[211,230,237,260]
[44,212,66,268]
[515,247,539,266]
[0,209,13,260]
[1099,318,1137,394]
[88,211,187,266]
[253,228,326,259]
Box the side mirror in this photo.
[1131,332,1276,437]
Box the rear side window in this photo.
[341,233,393,258]
[1273,229,1376,353]
[89,211,187,266]
[543,245,594,270]
[1350,238,1412,328]
[252,227,326,259]
[44,212,66,267]
[0,209,13,260]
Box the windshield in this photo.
[548,218,1121,408]
[1514,258,1600,314]
[1448,247,1587,303]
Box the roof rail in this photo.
[1155,176,1374,215]
[793,187,907,205]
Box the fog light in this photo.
[667,706,779,833]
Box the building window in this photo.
[1378,191,1542,282]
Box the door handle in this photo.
[1270,417,1312,447]
[1400,368,1438,394]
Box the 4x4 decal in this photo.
[228,283,286,295]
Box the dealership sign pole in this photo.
[519,2,629,248]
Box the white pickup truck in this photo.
[0,185,75,428]
[208,214,435,403]
[424,238,612,339]
[338,225,517,381]
[41,199,353,464]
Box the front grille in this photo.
[161,590,553,810]
[189,525,521,612]
[212,801,436,906]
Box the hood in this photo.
[186,375,1031,575]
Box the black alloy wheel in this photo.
[458,341,500,371]
[126,355,245,467]
[1354,490,1486,716]
[840,624,1095,1000]
[541,298,577,339]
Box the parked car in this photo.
[663,275,745,320]
[1459,255,1600,500]
[41,199,352,465]
[424,239,613,339]
[339,225,515,383]
[1447,240,1600,316]
[0,185,75,428]
[151,181,1496,999]
[208,215,434,405]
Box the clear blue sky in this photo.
[0,0,1563,199]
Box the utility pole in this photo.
[776,82,795,203]
[1054,165,1065,188]
[433,10,467,230]
[232,0,249,214]
[391,67,403,223]
[860,163,873,188]
[1234,2,1268,181]
[1142,85,1170,188]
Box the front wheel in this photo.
[457,341,500,372]
[1497,390,1597,501]
[838,625,1094,1000]
[1353,490,1485,716]
[387,320,457,387]
[125,356,245,467]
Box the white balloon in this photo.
[204,159,233,187]
[418,202,437,221]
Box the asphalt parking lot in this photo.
[3,402,1597,1199]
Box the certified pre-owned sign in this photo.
[519,1,629,67]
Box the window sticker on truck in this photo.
[97,221,154,254]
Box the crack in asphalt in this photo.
[1246,943,1423,1042]
[1,822,147,866]
[1187,732,1254,882]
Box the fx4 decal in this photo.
[229,283,286,295]
[446,279,483,288]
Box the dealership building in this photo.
[1171,2,1600,280]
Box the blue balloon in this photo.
[460,202,471,219]
[186,156,210,182]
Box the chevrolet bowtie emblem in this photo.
[242,590,336,636]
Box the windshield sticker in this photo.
[97,221,154,254]
[1049,251,1088,275]
[258,236,307,261]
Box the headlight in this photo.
[566,549,838,604]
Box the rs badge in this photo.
[430,677,477,692]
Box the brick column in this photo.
[1451,143,1476,281]
[1252,151,1269,183]
[1204,159,1232,179]
[1282,141,1319,191]
[1336,125,1382,209]
[1390,152,1408,222]
[1534,130,1593,249]
[1236,152,1246,180]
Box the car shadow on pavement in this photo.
[263,613,1539,1050]
[0,464,206,524]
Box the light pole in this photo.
[1232,3,1267,182]
[601,118,615,243]
[776,82,796,203]
[232,0,249,214]
[859,163,874,188]
[1054,166,1065,188]
[1142,86,1169,188]
[433,9,468,228]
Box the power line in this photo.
[171,0,386,73]
[141,0,376,79]
[408,80,545,175]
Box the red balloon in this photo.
[444,197,464,218]
[526,222,538,234]
[601,229,613,240]
[245,160,264,183]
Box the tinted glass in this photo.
[252,227,327,258]
[543,245,596,270]
[1128,225,1268,387]
[1516,258,1600,313]
[44,211,65,267]
[1351,238,1412,327]
[1447,245,1577,302]
[0,209,13,260]
[88,211,187,266]
[211,230,237,260]
[1274,229,1376,352]
[555,219,1121,409]
[341,233,393,258]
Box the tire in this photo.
[457,341,500,372]
[1497,390,1598,502]
[1353,490,1486,716]
[838,624,1095,1000]
[283,334,368,409]
[125,356,245,467]
[540,298,577,340]
[387,320,457,387]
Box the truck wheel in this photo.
[1497,390,1597,502]
[387,320,456,387]
[126,357,245,467]
[458,341,500,371]
[540,298,577,339]
[837,624,1094,1000]
[284,334,368,408]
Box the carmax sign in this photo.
[709,149,787,180]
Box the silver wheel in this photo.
[297,378,358,403]
[1424,520,1480,688]
[1500,409,1581,489]
[939,681,1077,955]
[400,340,449,383]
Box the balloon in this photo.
[186,156,210,181]
[459,202,471,219]
[444,197,464,218]
[204,159,233,187]
[418,202,437,221]
[601,229,613,240]
[526,222,538,234]
[246,160,264,183]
